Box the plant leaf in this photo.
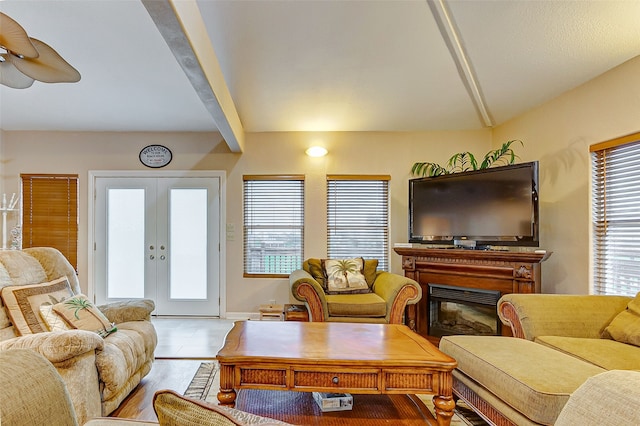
[411,162,449,177]
[448,152,477,173]
[480,140,522,169]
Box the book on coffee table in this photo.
[312,392,353,412]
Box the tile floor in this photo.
[152,317,236,359]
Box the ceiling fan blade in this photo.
[7,38,80,83]
[0,57,35,88]
[0,12,39,59]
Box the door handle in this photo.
[150,255,155,260]
[160,255,166,260]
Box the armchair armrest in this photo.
[498,293,632,340]
[289,269,328,321]
[372,272,421,324]
[97,299,155,324]
[0,330,104,363]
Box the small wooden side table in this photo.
[259,304,284,320]
[284,304,309,322]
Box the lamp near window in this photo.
[305,146,328,157]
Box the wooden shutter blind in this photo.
[590,132,640,295]
[21,174,79,270]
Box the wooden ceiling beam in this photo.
[142,0,244,152]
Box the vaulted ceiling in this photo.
[1,0,639,152]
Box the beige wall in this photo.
[1,129,490,315]
[492,55,640,294]
[3,55,637,312]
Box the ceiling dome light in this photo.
[305,146,328,157]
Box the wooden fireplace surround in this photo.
[394,247,550,343]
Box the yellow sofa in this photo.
[439,293,640,425]
[289,258,421,325]
[0,248,157,424]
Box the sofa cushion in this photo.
[535,335,640,370]
[440,336,606,425]
[601,292,640,347]
[555,370,640,426]
[326,292,386,317]
[0,249,48,287]
[96,320,157,402]
[0,276,74,335]
[322,258,370,294]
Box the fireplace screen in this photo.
[428,284,501,338]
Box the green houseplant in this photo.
[411,140,523,177]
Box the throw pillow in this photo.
[322,258,370,294]
[153,389,292,426]
[363,259,379,287]
[602,292,640,347]
[39,304,71,332]
[306,258,327,290]
[0,276,74,335]
[52,294,117,337]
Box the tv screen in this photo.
[409,161,539,248]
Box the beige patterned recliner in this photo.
[0,248,157,424]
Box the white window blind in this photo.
[243,175,304,277]
[591,133,640,295]
[327,175,390,271]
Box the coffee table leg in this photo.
[217,364,237,406]
[433,395,456,426]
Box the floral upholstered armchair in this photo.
[289,258,421,325]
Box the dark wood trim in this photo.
[394,247,549,341]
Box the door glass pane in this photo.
[170,188,208,299]
[107,189,145,298]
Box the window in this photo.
[243,175,304,277]
[21,174,79,270]
[591,132,640,295]
[327,175,390,271]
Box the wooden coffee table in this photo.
[216,321,457,426]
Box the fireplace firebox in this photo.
[428,284,501,338]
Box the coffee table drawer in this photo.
[293,369,379,390]
[239,367,287,387]
[384,370,436,392]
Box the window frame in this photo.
[326,174,390,271]
[243,175,305,278]
[590,132,640,296]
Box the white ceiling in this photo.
[1,0,639,147]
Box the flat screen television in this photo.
[408,161,539,248]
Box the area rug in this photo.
[185,362,487,425]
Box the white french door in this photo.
[93,175,221,316]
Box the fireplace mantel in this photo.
[394,247,550,342]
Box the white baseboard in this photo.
[224,312,260,321]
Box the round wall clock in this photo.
[139,145,172,168]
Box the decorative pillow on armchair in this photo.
[602,292,640,347]
[322,258,370,294]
